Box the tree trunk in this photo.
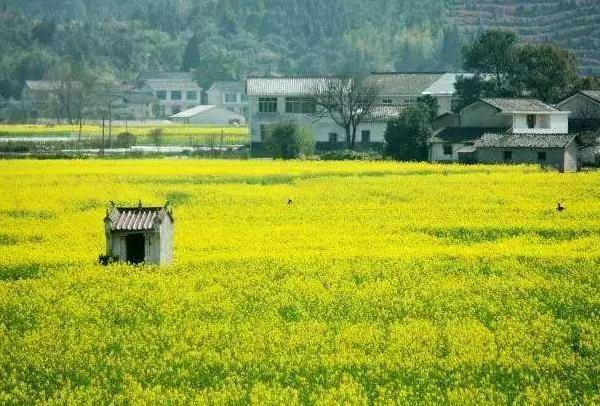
[345,127,352,149]
[350,126,358,150]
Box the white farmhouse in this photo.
[429,98,578,172]
[140,72,202,117]
[207,81,248,117]
[170,105,246,125]
[246,73,467,152]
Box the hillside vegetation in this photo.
[0,160,599,403]
[0,0,598,101]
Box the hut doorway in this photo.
[126,234,145,264]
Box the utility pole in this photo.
[108,100,112,148]
[101,117,105,156]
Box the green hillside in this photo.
[0,0,598,100]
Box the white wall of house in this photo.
[152,89,201,116]
[512,113,569,134]
[249,95,387,144]
[476,145,577,172]
[159,219,174,265]
[173,107,246,125]
[208,90,248,116]
[563,141,580,172]
[429,143,464,162]
[558,94,600,119]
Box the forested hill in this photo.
[1,0,599,99]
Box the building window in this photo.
[382,99,393,105]
[225,93,237,103]
[186,91,197,100]
[258,97,278,113]
[171,91,182,101]
[443,144,453,156]
[156,91,167,100]
[527,114,537,129]
[362,130,371,144]
[503,151,513,161]
[171,105,181,115]
[538,151,547,162]
[329,133,338,144]
[285,97,316,114]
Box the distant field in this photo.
[0,160,598,403]
[0,124,249,144]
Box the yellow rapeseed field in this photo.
[0,159,598,404]
[0,124,249,143]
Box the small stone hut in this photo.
[104,202,174,265]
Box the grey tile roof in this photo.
[474,133,576,149]
[430,127,510,144]
[106,206,173,231]
[368,73,443,96]
[209,81,245,94]
[581,90,600,104]
[246,77,332,96]
[421,73,473,96]
[144,78,201,92]
[481,98,559,113]
[246,72,467,97]
[367,105,406,121]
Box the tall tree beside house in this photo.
[453,74,497,112]
[463,29,520,94]
[384,102,433,161]
[515,43,579,103]
[311,75,382,150]
[457,29,581,105]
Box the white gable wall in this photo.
[512,113,569,134]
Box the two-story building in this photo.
[139,72,202,117]
[207,81,248,117]
[246,72,467,151]
[429,98,578,172]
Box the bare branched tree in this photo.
[311,74,382,149]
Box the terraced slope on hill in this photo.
[448,0,600,74]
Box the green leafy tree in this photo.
[463,30,519,92]
[416,95,440,122]
[453,75,497,112]
[516,43,579,103]
[265,122,314,159]
[384,104,432,161]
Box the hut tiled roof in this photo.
[474,133,576,149]
[105,206,173,231]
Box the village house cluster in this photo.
[246,74,600,171]
[20,72,248,125]
[16,70,600,170]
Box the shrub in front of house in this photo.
[319,149,382,161]
[264,122,314,159]
[115,132,137,148]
